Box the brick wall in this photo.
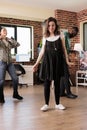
[55,9,79,49]
[77,9,87,22]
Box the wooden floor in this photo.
[0,84,87,130]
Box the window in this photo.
[0,24,33,59]
[83,23,87,51]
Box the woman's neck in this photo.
[50,34,55,37]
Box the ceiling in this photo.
[1,0,87,12]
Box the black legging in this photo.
[44,78,60,105]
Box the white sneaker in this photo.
[40,104,49,111]
[55,104,66,110]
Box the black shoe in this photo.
[60,93,67,97]
[0,99,5,103]
[67,93,78,99]
[13,93,23,100]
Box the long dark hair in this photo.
[44,17,60,37]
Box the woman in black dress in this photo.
[33,17,70,111]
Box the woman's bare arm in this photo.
[33,43,45,72]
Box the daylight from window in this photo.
[17,27,31,55]
[5,26,32,57]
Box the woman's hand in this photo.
[32,63,39,72]
[67,61,74,67]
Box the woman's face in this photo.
[48,21,56,35]
[0,28,7,38]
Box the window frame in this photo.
[83,22,87,51]
[0,24,34,59]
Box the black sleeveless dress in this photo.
[39,37,64,81]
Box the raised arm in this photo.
[6,37,20,48]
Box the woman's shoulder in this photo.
[42,37,46,45]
